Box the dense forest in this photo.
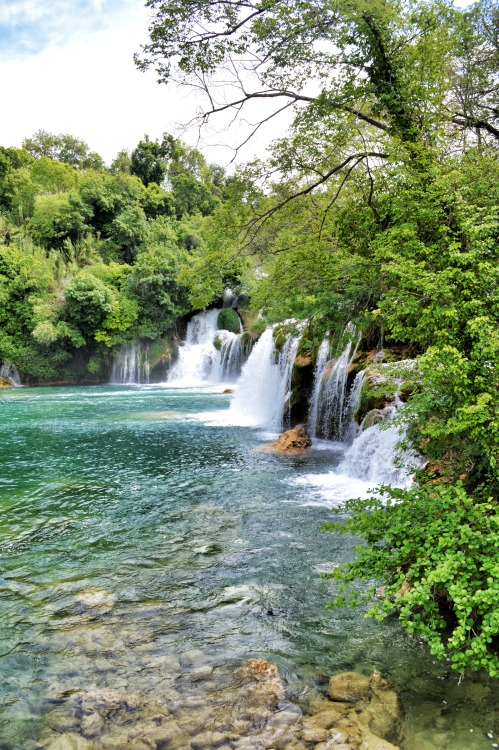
[1,0,499,676]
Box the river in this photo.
[0,383,497,749]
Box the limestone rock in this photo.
[294,354,312,368]
[361,680,400,739]
[307,707,345,729]
[128,738,157,750]
[72,588,117,614]
[240,658,285,709]
[359,732,400,750]
[81,711,105,737]
[223,388,235,394]
[329,672,371,703]
[271,425,312,454]
[301,726,330,742]
[0,376,14,388]
[80,688,140,715]
[44,734,93,750]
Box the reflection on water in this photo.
[0,385,497,749]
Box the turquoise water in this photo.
[0,385,497,749]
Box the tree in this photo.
[448,0,499,148]
[130,133,174,186]
[138,1,460,181]
[110,149,132,175]
[64,272,114,339]
[22,130,105,170]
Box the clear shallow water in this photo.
[0,385,497,749]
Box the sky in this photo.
[0,0,248,166]
[0,0,473,168]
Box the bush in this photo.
[322,481,499,676]
[217,307,240,333]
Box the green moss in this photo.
[241,331,253,353]
[217,308,241,333]
[213,336,223,351]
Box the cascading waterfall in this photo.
[168,309,221,385]
[111,342,150,385]
[296,348,420,498]
[168,309,247,385]
[337,409,418,489]
[228,326,302,430]
[0,363,21,386]
[219,333,246,381]
[310,324,361,441]
[308,338,330,438]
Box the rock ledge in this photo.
[272,424,312,453]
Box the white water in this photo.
[217,333,246,381]
[292,414,416,506]
[163,310,417,499]
[308,338,330,437]
[310,324,361,441]
[339,418,414,487]
[168,309,246,386]
[0,363,21,386]
[111,342,150,385]
[227,326,302,429]
[168,309,220,386]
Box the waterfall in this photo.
[0,363,21,386]
[309,324,361,441]
[337,415,417,488]
[294,354,421,502]
[308,339,331,438]
[292,415,416,505]
[219,333,246,381]
[111,342,150,385]
[168,309,247,386]
[228,326,302,430]
[168,309,220,385]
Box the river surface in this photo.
[0,385,497,749]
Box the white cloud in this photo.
[0,6,189,164]
[0,2,285,168]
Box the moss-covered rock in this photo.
[217,308,241,334]
[148,336,178,381]
[354,360,420,425]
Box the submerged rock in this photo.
[72,588,118,614]
[240,658,285,709]
[271,424,312,454]
[300,671,402,750]
[44,734,93,750]
[329,672,371,703]
[38,657,401,750]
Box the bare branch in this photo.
[241,151,388,246]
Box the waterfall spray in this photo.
[168,309,247,386]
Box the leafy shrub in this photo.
[217,307,240,333]
[322,481,499,676]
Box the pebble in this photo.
[80,712,105,737]
[268,710,301,727]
